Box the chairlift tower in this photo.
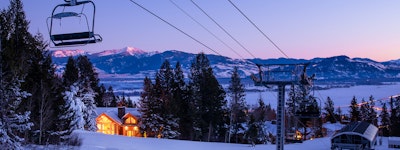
[251,63,314,150]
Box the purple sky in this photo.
[2,0,400,61]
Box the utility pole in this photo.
[251,63,311,150]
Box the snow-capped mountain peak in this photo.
[52,49,87,57]
[123,46,146,55]
[96,47,146,57]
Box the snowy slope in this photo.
[76,130,391,150]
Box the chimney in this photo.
[118,106,125,119]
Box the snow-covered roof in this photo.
[389,137,400,145]
[331,121,378,142]
[96,107,141,125]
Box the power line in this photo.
[128,0,222,56]
[168,0,246,60]
[228,0,290,58]
[191,0,257,59]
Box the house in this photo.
[389,137,400,149]
[96,106,141,137]
[331,121,378,150]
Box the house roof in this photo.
[96,107,141,125]
[331,121,378,142]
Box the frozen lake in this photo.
[126,82,400,113]
[244,82,400,112]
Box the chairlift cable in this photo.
[129,0,223,56]
[168,0,246,60]
[228,0,290,58]
[191,0,257,59]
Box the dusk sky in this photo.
[2,0,400,61]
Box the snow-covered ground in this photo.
[77,130,392,150]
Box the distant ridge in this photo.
[51,48,400,83]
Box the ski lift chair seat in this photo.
[48,0,101,47]
[52,12,80,19]
[51,31,101,46]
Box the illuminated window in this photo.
[125,116,137,124]
[123,126,140,137]
[97,115,117,135]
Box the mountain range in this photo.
[51,47,400,84]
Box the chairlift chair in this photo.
[47,0,102,47]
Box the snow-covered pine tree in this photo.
[57,57,83,143]
[0,0,35,148]
[349,96,360,122]
[80,85,97,131]
[76,56,98,131]
[228,66,247,143]
[0,79,32,149]
[139,76,162,137]
[62,84,85,132]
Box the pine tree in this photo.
[349,96,360,122]
[380,103,390,136]
[324,97,336,123]
[57,56,82,143]
[265,103,276,121]
[81,86,97,131]
[189,53,227,142]
[0,78,32,149]
[228,66,247,143]
[172,61,193,140]
[359,98,369,122]
[96,84,106,107]
[76,55,98,131]
[105,86,117,107]
[252,96,271,143]
[0,0,39,148]
[253,96,266,122]
[139,76,163,137]
[20,33,62,144]
[245,114,259,146]
[63,57,79,87]
[336,107,342,123]
[62,84,85,133]
[389,96,400,136]
[127,97,134,108]
[154,60,180,138]
[367,95,378,126]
